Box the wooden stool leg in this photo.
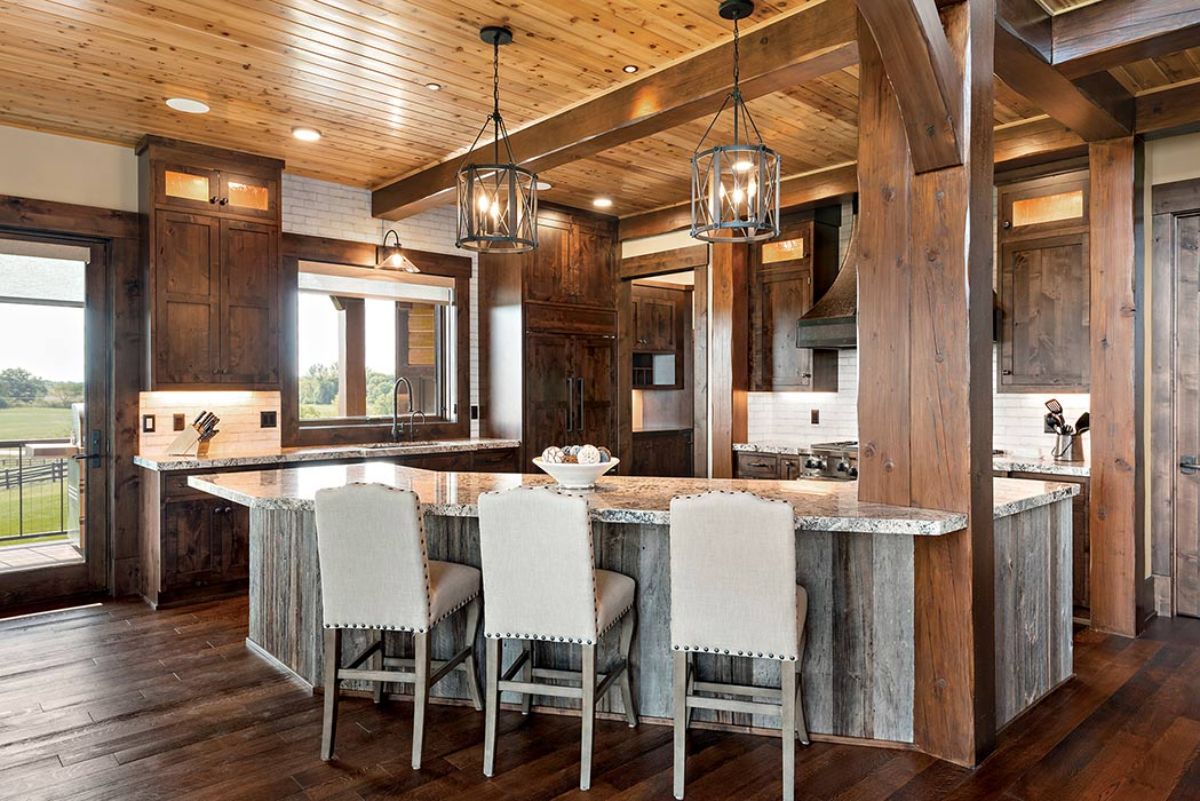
[794,659,809,746]
[521,639,534,715]
[411,631,431,770]
[781,665,797,801]
[483,638,501,777]
[464,598,484,711]
[619,608,638,727]
[320,628,341,761]
[372,630,385,705]
[673,651,688,799]
[580,643,597,791]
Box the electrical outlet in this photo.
[141,414,156,433]
[260,410,277,429]
[470,404,480,421]
[1043,416,1056,433]
[173,414,186,431]
[811,409,820,425]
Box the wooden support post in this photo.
[335,296,366,418]
[1088,137,1150,637]
[856,0,996,767]
[710,243,749,478]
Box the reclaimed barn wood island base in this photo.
[190,465,1078,752]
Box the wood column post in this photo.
[710,242,749,478]
[1088,137,1150,636]
[856,1,996,767]
[335,296,366,418]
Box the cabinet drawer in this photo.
[778,455,801,480]
[735,452,779,479]
[473,448,519,473]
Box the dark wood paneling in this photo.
[1088,137,1148,637]
[630,429,693,477]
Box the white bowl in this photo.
[532,457,620,489]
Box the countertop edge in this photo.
[733,443,1092,478]
[135,439,521,472]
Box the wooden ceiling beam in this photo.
[1052,0,1200,79]
[857,0,963,173]
[994,18,1133,142]
[371,0,857,220]
[1136,81,1200,136]
[618,116,1086,241]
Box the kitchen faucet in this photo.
[391,376,426,442]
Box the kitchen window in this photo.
[296,263,458,425]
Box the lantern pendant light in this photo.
[690,0,781,243]
[456,26,538,253]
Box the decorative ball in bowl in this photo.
[533,445,618,489]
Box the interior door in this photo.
[1175,211,1200,618]
[0,236,110,607]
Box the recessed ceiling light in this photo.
[425,82,442,91]
[593,197,613,209]
[165,97,209,114]
[623,64,639,74]
[291,127,322,142]
[536,180,552,191]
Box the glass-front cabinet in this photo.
[152,161,278,219]
[219,171,277,218]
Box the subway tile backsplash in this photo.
[139,391,282,456]
[747,348,1091,458]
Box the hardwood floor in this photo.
[1,597,1198,801]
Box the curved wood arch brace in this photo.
[857,0,963,173]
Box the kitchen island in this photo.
[190,465,1078,750]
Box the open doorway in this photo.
[619,239,710,477]
[0,235,108,604]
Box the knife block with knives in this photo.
[166,411,222,456]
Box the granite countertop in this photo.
[733,442,1091,478]
[134,438,521,472]
[633,426,693,434]
[188,464,1078,537]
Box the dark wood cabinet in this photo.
[480,204,620,465]
[631,429,693,477]
[632,283,688,389]
[734,451,782,479]
[750,211,840,392]
[139,136,283,390]
[996,170,1091,393]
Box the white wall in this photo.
[281,174,480,436]
[0,126,138,212]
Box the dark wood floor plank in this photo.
[0,598,1199,801]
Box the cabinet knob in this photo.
[1002,220,1012,229]
[219,197,229,206]
[209,196,218,204]
[1002,369,1013,375]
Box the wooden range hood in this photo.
[795,220,858,349]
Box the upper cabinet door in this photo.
[574,335,617,451]
[756,265,816,389]
[219,220,279,386]
[998,232,1090,392]
[524,215,573,305]
[218,171,279,220]
[156,164,221,213]
[154,212,221,386]
[999,171,1088,241]
[571,220,616,309]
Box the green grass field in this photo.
[0,481,69,540]
[0,407,74,441]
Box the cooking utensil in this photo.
[1074,412,1090,435]
[1044,398,1066,433]
[1045,398,1063,415]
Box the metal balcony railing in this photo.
[0,440,72,545]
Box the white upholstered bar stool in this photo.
[314,483,483,769]
[477,486,639,791]
[668,491,809,801]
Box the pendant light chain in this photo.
[732,17,740,147]
[456,25,539,253]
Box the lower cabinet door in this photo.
[162,499,222,587]
[219,503,250,581]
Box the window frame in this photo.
[281,233,470,446]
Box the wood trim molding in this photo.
[280,234,471,447]
[857,1,963,172]
[619,245,708,280]
[0,194,138,241]
[372,0,857,219]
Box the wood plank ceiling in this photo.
[0,0,1198,217]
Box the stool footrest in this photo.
[691,680,784,701]
[686,694,782,717]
